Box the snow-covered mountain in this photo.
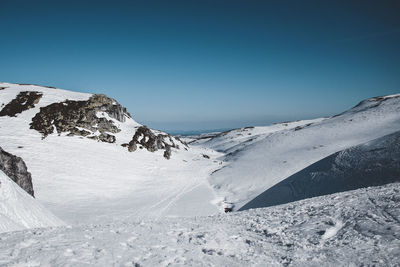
[0,170,64,233]
[1,81,399,229]
[189,94,400,210]
[0,82,221,224]
[240,130,400,210]
[0,182,398,266]
[0,81,399,265]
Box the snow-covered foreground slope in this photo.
[193,94,400,209]
[240,130,400,210]
[0,82,221,224]
[0,183,399,266]
[0,170,64,233]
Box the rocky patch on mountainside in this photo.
[0,91,43,117]
[30,94,130,143]
[123,126,187,159]
[0,147,34,197]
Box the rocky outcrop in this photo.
[124,126,186,159]
[0,147,34,197]
[0,91,43,117]
[30,94,131,143]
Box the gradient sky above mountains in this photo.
[1,0,399,131]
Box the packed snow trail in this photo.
[0,183,399,266]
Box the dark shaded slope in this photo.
[240,131,400,211]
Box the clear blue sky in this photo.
[1,0,399,131]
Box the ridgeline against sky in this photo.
[0,0,399,131]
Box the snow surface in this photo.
[0,183,398,266]
[0,170,64,233]
[192,94,400,209]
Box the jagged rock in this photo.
[67,128,91,137]
[30,94,129,143]
[0,91,43,117]
[126,126,183,159]
[163,146,171,159]
[0,147,34,197]
[98,133,116,143]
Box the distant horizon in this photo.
[1,79,396,133]
[1,0,399,131]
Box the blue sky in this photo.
[1,0,399,131]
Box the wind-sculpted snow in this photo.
[240,131,400,211]
[0,183,398,266]
[0,170,64,233]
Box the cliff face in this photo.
[30,94,131,143]
[0,147,34,197]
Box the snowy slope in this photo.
[0,170,64,233]
[0,82,221,224]
[1,81,399,226]
[194,94,400,209]
[0,182,398,266]
[240,130,400,210]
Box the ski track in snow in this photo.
[0,183,399,266]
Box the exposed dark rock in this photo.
[202,154,210,159]
[67,128,91,137]
[30,94,130,143]
[98,133,116,143]
[0,86,7,90]
[0,147,34,197]
[163,146,171,159]
[126,126,183,159]
[0,91,43,117]
[294,123,313,131]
